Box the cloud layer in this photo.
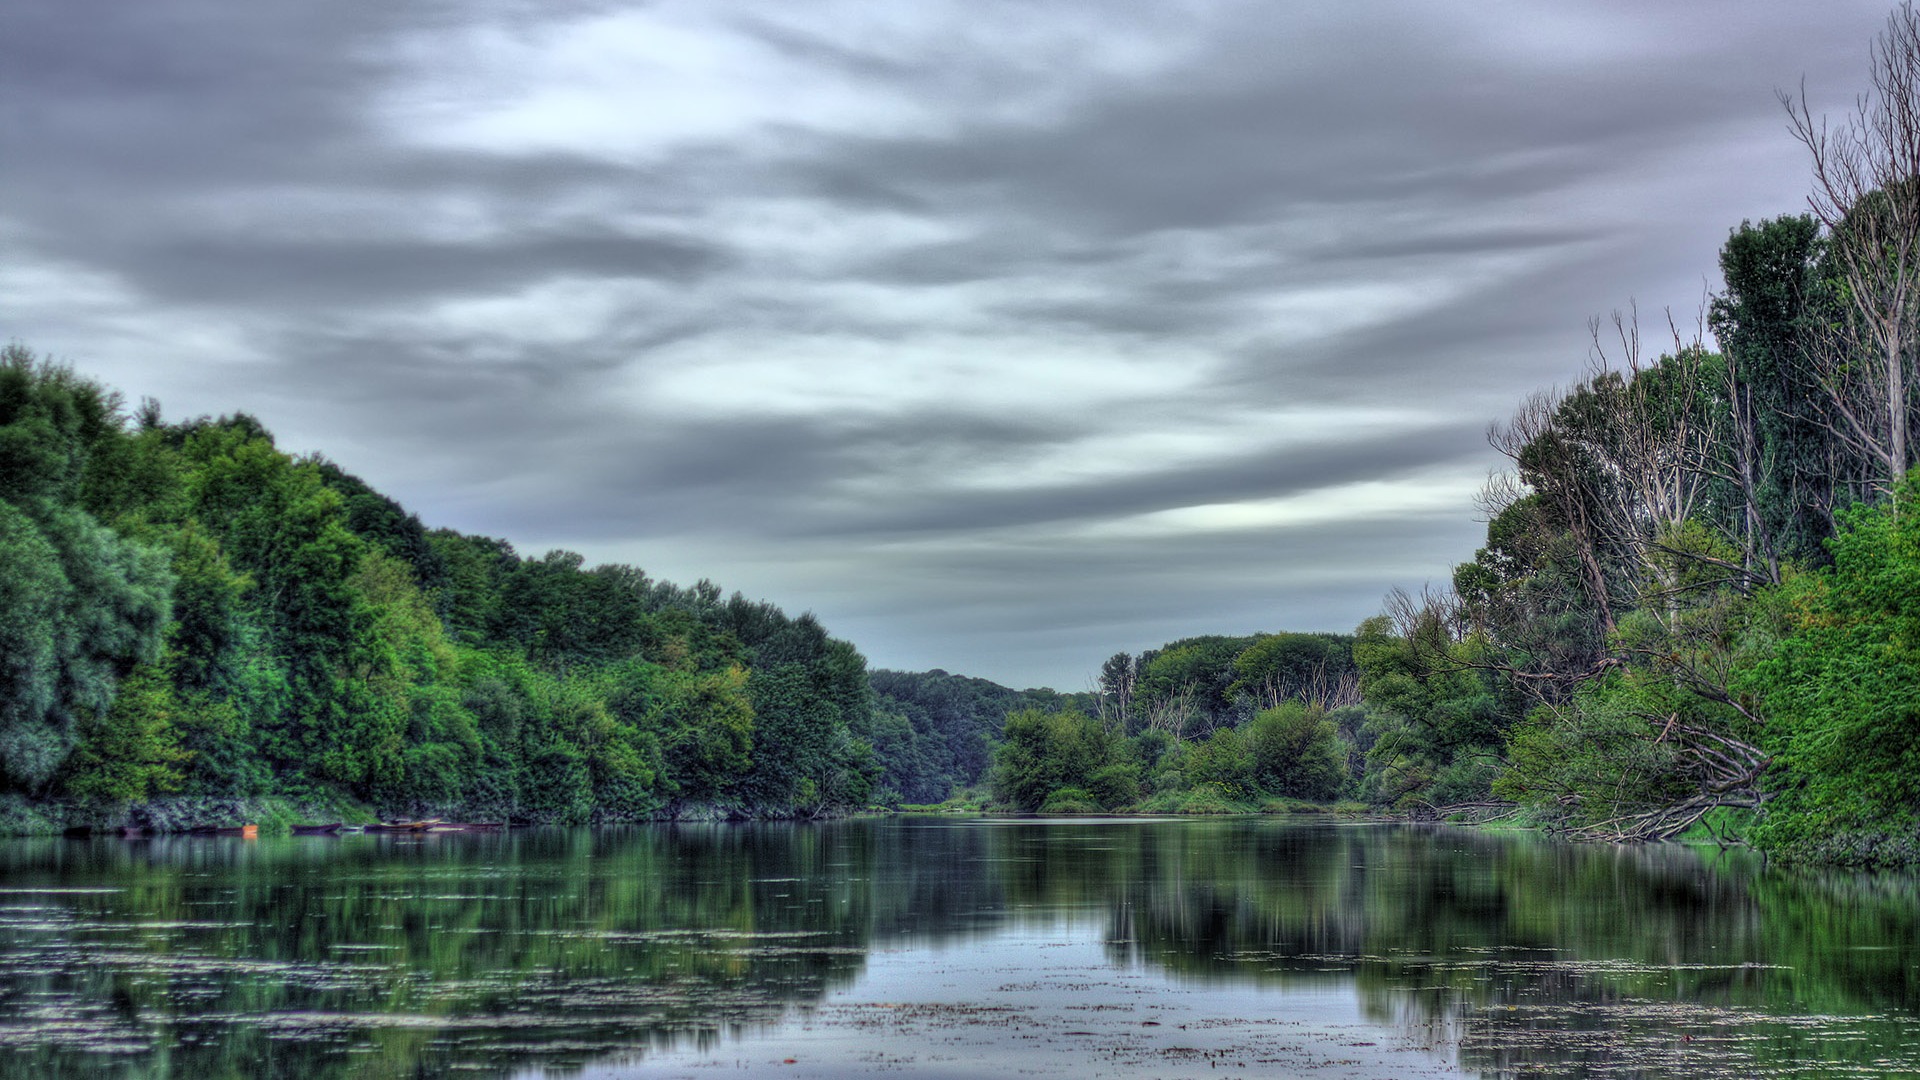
[4,0,1894,687]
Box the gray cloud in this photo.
[129,234,728,308]
[802,420,1491,540]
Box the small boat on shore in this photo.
[290,823,344,835]
[364,819,441,833]
[187,824,259,838]
[362,819,509,833]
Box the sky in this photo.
[1,1,1899,690]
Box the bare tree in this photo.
[1581,307,1779,605]
[1783,1,1920,499]
[1095,652,1136,733]
[1718,327,1785,585]
[1143,684,1197,741]
[1488,386,1620,634]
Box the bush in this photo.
[1039,787,1102,814]
[1181,728,1252,797]
[1246,702,1349,801]
[990,708,1127,811]
[1175,783,1247,815]
[1088,762,1140,809]
[1736,482,1920,865]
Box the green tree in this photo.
[1181,726,1253,799]
[991,708,1126,811]
[1739,469,1920,864]
[1352,611,1507,808]
[0,499,173,791]
[1132,636,1254,736]
[1710,215,1836,570]
[0,352,176,793]
[60,660,188,804]
[1245,701,1348,801]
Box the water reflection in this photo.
[0,820,1914,1078]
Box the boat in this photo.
[363,819,442,833]
[187,824,259,838]
[290,823,344,835]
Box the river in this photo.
[0,817,1913,1078]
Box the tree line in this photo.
[974,632,1361,814]
[0,346,878,828]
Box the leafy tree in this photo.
[1245,702,1348,801]
[1228,633,1356,710]
[348,552,480,806]
[0,499,173,791]
[60,660,188,804]
[1784,5,1920,497]
[1180,726,1253,799]
[1739,470,1920,864]
[1352,610,1509,808]
[0,353,175,793]
[991,708,1128,811]
[650,665,754,807]
[870,668,1086,793]
[1710,215,1836,569]
[1132,636,1253,736]
[315,459,449,595]
[427,529,516,646]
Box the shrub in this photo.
[1039,787,1102,814]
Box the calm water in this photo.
[0,818,1915,1079]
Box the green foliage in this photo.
[1453,494,1607,684]
[0,350,891,828]
[59,661,187,804]
[1496,690,1686,829]
[1087,761,1141,808]
[650,664,754,806]
[0,495,173,792]
[1738,474,1920,864]
[1138,782,1247,815]
[1227,633,1353,708]
[869,668,1089,801]
[1180,727,1253,798]
[0,354,177,794]
[990,709,1130,811]
[1132,635,1254,734]
[1352,614,1507,808]
[1037,787,1102,814]
[1244,702,1348,801]
[1710,215,1836,566]
[0,499,71,788]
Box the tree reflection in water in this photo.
[0,820,1913,1078]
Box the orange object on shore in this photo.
[187,823,258,837]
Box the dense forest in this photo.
[0,346,881,829]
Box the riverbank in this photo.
[0,793,887,837]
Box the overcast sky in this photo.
[2,1,1898,689]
